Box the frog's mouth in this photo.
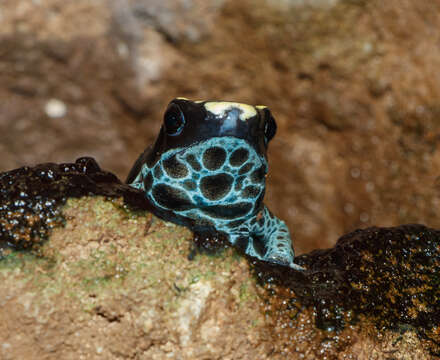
[140,137,268,224]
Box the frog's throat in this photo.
[131,137,268,225]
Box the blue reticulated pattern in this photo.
[130,136,302,270]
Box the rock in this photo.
[254,224,440,357]
[44,99,67,118]
[0,165,270,358]
[1,159,439,358]
[0,157,146,253]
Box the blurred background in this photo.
[1,0,440,255]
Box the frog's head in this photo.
[129,98,280,225]
[146,98,277,167]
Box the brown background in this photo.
[2,0,440,255]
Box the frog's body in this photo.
[127,98,302,270]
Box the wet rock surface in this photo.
[253,224,440,357]
[0,157,146,254]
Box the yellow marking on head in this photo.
[204,101,257,121]
[256,105,267,110]
[175,98,205,104]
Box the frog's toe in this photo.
[265,250,288,265]
[265,251,305,270]
[289,262,306,271]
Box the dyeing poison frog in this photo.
[127,98,303,270]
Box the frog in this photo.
[126,98,303,270]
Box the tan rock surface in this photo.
[1,197,436,359]
[0,197,271,360]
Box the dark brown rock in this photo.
[253,224,440,357]
[0,157,147,254]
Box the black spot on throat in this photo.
[152,184,194,211]
[186,154,201,171]
[163,155,188,178]
[200,173,233,200]
[251,165,266,183]
[229,148,249,167]
[241,185,260,199]
[202,202,252,219]
[238,163,254,175]
[203,146,227,170]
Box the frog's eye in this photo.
[164,103,185,136]
[263,112,277,144]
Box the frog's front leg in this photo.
[230,207,304,270]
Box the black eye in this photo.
[263,112,277,144]
[164,103,185,136]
